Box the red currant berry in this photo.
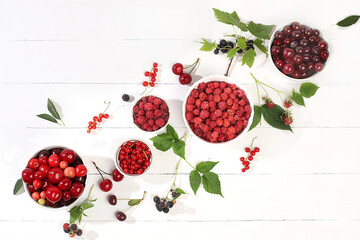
[254,147,260,152]
[150,82,155,87]
[144,71,150,77]
[152,73,157,77]
[143,81,149,87]
[245,165,250,170]
[151,77,156,82]
[248,156,253,161]
[93,116,98,121]
[250,151,256,156]
[87,129,91,134]
[245,147,250,153]
[240,157,245,161]
[153,62,158,67]
[104,114,109,119]
[241,168,246,173]
[153,68,158,73]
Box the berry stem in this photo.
[251,73,289,103]
[123,191,146,213]
[92,162,105,181]
[224,57,234,77]
[250,136,257,149]
[166,157,182,199]
[188,58,200,74]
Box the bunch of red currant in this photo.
[172,58,199,85]
[240,137,260,172]
[87,101,111,134]
[92,162,124,192]
[142,62,159,88]
[63,223,82,238]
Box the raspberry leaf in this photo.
[261,104,292,132]
[242,48,256,68]
[300,82,319,98]
[166,124,179,140]
[150,133,174,151]
[212,8,247,31]
[189,170,201,195]
[47,98,61,120]
[336,15,360,27]
[202,172,223,197]
[173,140,186,159]
[247,21,275,40]
[173,188,186,199]
[37,113,58,124]
[227,48,238,59]
[196,161,219,173]
[236,37,247,49]
[249,105,262,131]
[253,38,268,56]
[292,90,305,107]
[199,38,217,51]
[13,178,24,195]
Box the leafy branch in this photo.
[69,184,97,224]
[37,98,65,126]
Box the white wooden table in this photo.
[1,0,360,239]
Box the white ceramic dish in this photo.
[23,146,87,210]
[182,75,254,144]
[268,21,330,82]
[114,138,154,177]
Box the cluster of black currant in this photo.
[213,39,254,55]
[63,223,82,238]
[153,189,178,213]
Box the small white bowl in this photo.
[268,21,330,82]
[182,75,254,144]
[131,95,170,134]
[23,146,87,210]
[114,138,154,177]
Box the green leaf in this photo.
[227,48,238,58]
[47,98,61,120]
[173,139,185,159]
[292,90,305,107]
[253,38,268,56]
[36,113,58,124]
[261,104,292,132]
[89,198,97,202]
[300,82,319,98]
[150,133,174,151]
[336,15,360,27]
[249,105,262,131]
[166,124,178,140]
[202,172,223,197]
[70,208,82,224]
[199,38,217,51]
[82,203,94,210]
[247,21,275,40]
[189,170,201,195]
[242,48,256,68]
[236,37,247,49]
[128,199,141,206]
[173,188,186,200]
[196,161,219,173]
[212,8,247,31]
[13,178,23,195]
[83,212,88,217]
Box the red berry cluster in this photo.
[118,140,152,175]
[240,139,260,172]
[271,21,329,79]
[133,95,169,132]
[92,162,124,192]
[87,101,111,134]
[143,62,159,88]
[63,223,82,237]
[22,148,87,208]
[185,81,251,143]
[172,58,199,85]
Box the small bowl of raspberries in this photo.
[183,75,253,144]
[22,146,87,209]
[132,95,170,133]
[269,21,330,80]
[115,139,154,176]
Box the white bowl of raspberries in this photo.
[183,75,254,144]
[21,146,87,209]
[269,21,330,80]
[132,95,170,133]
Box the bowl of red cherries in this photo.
[115,139,153,176]
[21,147,87,209]
[269,21,329,80]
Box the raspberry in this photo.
[186,104,195,112]
[199,92,207,101]
[213,88,222,95]
[210,121,217,129]
[244,105,251,112]
[218,134,225,142]
[220,93,228,101]
[187,96,195,105]
[154,109,162,118]
[228,126,236,134]
[214,109,222,117]
[160,103,168,110]
[205,88,213,94]
[224,87,232,94]
[226,99,233,106]
[201,101,209,109]
[216,118,223,126]
[154,98,162,105]
[223,119,231,127]
[144,103,154,110]
[220,81,227,89]
[155,118,166,127]
[198,82,207,90]
[193,108,200,116]
[201,124,210,132]
[148,119,155,126]
[200,110,210,119]
[195,99,201,107]
[218,101,227,110]
[210,113,217,120]
[239,99,245,106]
[209,101,216,108]
[237,89,245,97]
[231,104,239,110]
[194,117,202,125]
[230,93,236,99]
[151,125,158,131]
[214,95,221,103]
[137,116,146,124]
[211,131,218,139]
[146,111,154,119]
[222,112,228,119]
[138,109,145,116]
[213,82,220,88]
[190,89,199,98]
[227,109,234,116]
[186,112,194,121]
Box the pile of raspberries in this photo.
[133,96,169,132]
[185,81,251,143]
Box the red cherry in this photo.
[75,164,87,177]
[38,150,50,158]
[40,191,46,199]
[58,177,72,191]
[45,186,62,202]
[48,154,61,167]
[22,168,35,184]
[27,184,40,193]
[282,48,294,59]
[59,161,68,169]
[274,59,284,69]
[283,25,292,35]
[179,73,192,85]
[41,178,54,190]
[32,192,40,200]
[319,50,329,60]
[317,40,328,50]
[99,179,113,192]
[64,167,76,178]
[34,171,45,180]
[33,179,42,189]
[28,158,40,171]
[172,63,183,75]
[62,191,71,201]
[291,70,301,79]
[60,149,76,164]
[314,62,324,72]
[112,169,124,182]
[282,64,294,75]
[51,148,62,155]
[38,164,51,177]
[47,167,64,184]
[271,45,281,56]
[69,182,84,198]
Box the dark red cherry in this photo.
[271,45,281,55]
[320,50,329,60]
[283,25,292,35]
[291,22,301,30]
[69,182,84,198]
[291,30,301,40]
[58,177,72,191]
[314,62,324,72]
[47,167,64,184]
[291,70,301,79]
[297,63,307,73]
[293,54,303,64]
[299,39,309,47]
[22,168,35,184]
[283,38,291,45]
[282,48,294,59]
[317,40,328,50]
[295,46,304,54]
[275,31,284,39]
[282,64,294,75]
[275,59,285,69]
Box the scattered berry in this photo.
[87,101,111,134]
[172,58,199,85]
[122,94,130,102]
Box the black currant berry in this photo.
[237,49,243,54]
[227,42,234,48]
[76,229,83,236]
[122,94,130,102]
[167,201,174,208]
[158,201,165,209]
[64,229,70,233]
[220,48,228,53]
[213,49,219,54]
[219,39,227,47]
[70,224,77,231]
[171,191,178,198]
[163,207,170,213]
[153,196,160,203]
[246,40,254,44]
[156,204,163,212]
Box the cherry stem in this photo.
[92,162,105,181]
[185,58,200,75]
[225,57,234,77]
[123,191,147,213]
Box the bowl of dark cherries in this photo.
[269,21,329,80]
[21,146,87,209]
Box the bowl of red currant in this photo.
[115,139,154,177]
[269,21,330,80]
[22,146,87,209]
